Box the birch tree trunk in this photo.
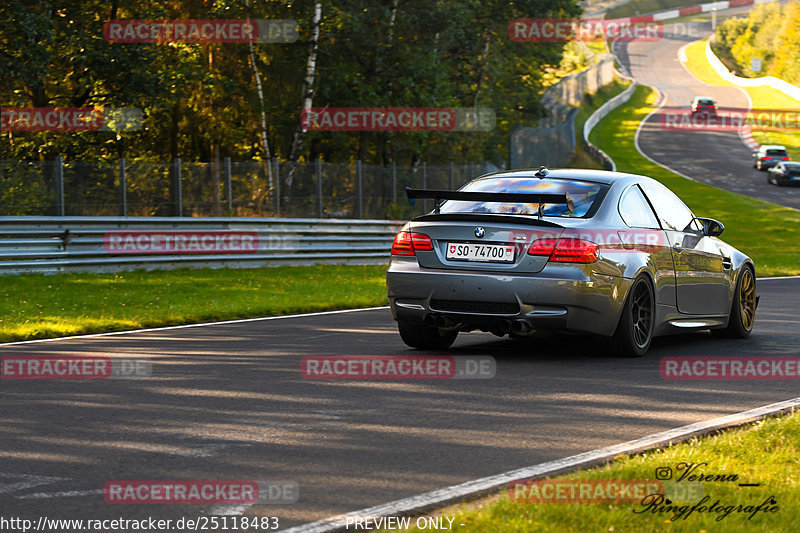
[244,0,274,194]
[285,2,322,212]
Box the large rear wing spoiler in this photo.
[405,187,574,216]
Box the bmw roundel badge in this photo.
[474,227,485,238]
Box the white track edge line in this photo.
[281,397,800,533]
[2,274,799,347]
[0,306,390,346]
[633,86,701,183]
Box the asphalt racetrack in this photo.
[3,15,800,532]
[618,20,800,210]
[1,277,799,529]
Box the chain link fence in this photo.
[0,158,499,219]
[510,55,617,169]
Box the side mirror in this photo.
[697,217,724,237]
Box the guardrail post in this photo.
[55,156,65,216]
[356,159,363,219]
[391,161,397,204]
[173,157,183,217]
[316,157,323,218]
[224,156,232,215]
[119,158,127,217]
[273,157,280,217]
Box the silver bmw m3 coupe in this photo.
[386,168,758,356]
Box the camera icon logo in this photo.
[655,467,673,480]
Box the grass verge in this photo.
[391,411,800,532]
[0,265,389,342]
[682,39,800,158]
[590,84,800,277]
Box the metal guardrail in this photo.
[0,217,404,274]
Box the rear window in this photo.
[766,149,788,156]
[785,166,800,176]
[438,177,606,218]
[697,99,714,105]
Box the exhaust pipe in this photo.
[435,315,455,327]
[425,314,456,328]
[510,320,533,335]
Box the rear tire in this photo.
[609,276,655,357]
[398,322,458,350]
[711,266,756,338]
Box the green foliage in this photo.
[0,0,584,167]
[713,1,800,83]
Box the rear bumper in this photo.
[386,259,631,337]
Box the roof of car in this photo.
[694,96,715,100]
[781,161,800,167]
[472,168,645,186]
[762,145,787,150]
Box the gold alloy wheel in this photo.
[738,268,757,331]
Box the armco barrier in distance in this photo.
[0,216,403,275]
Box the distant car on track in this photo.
[386,168,758,357]
[766,162,800,186]
[753,145,790,170]
[691,96,717,115]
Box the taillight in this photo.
[783,156,790,160]
[763,157,772,160]
[527,239,558,256]
[708,104,715,108]
[551,238,599,263]
[527,238,598,263]
[391,231,432,255]
[411,233,433,251]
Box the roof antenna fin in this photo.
[535,166,549,179]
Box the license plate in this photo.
[446,242,515,263]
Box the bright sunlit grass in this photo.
[392,411,800,532]
[0,265,389,342]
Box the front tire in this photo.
[711,266,756,338]
[398,322,458,350]
[609,276,655,357]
